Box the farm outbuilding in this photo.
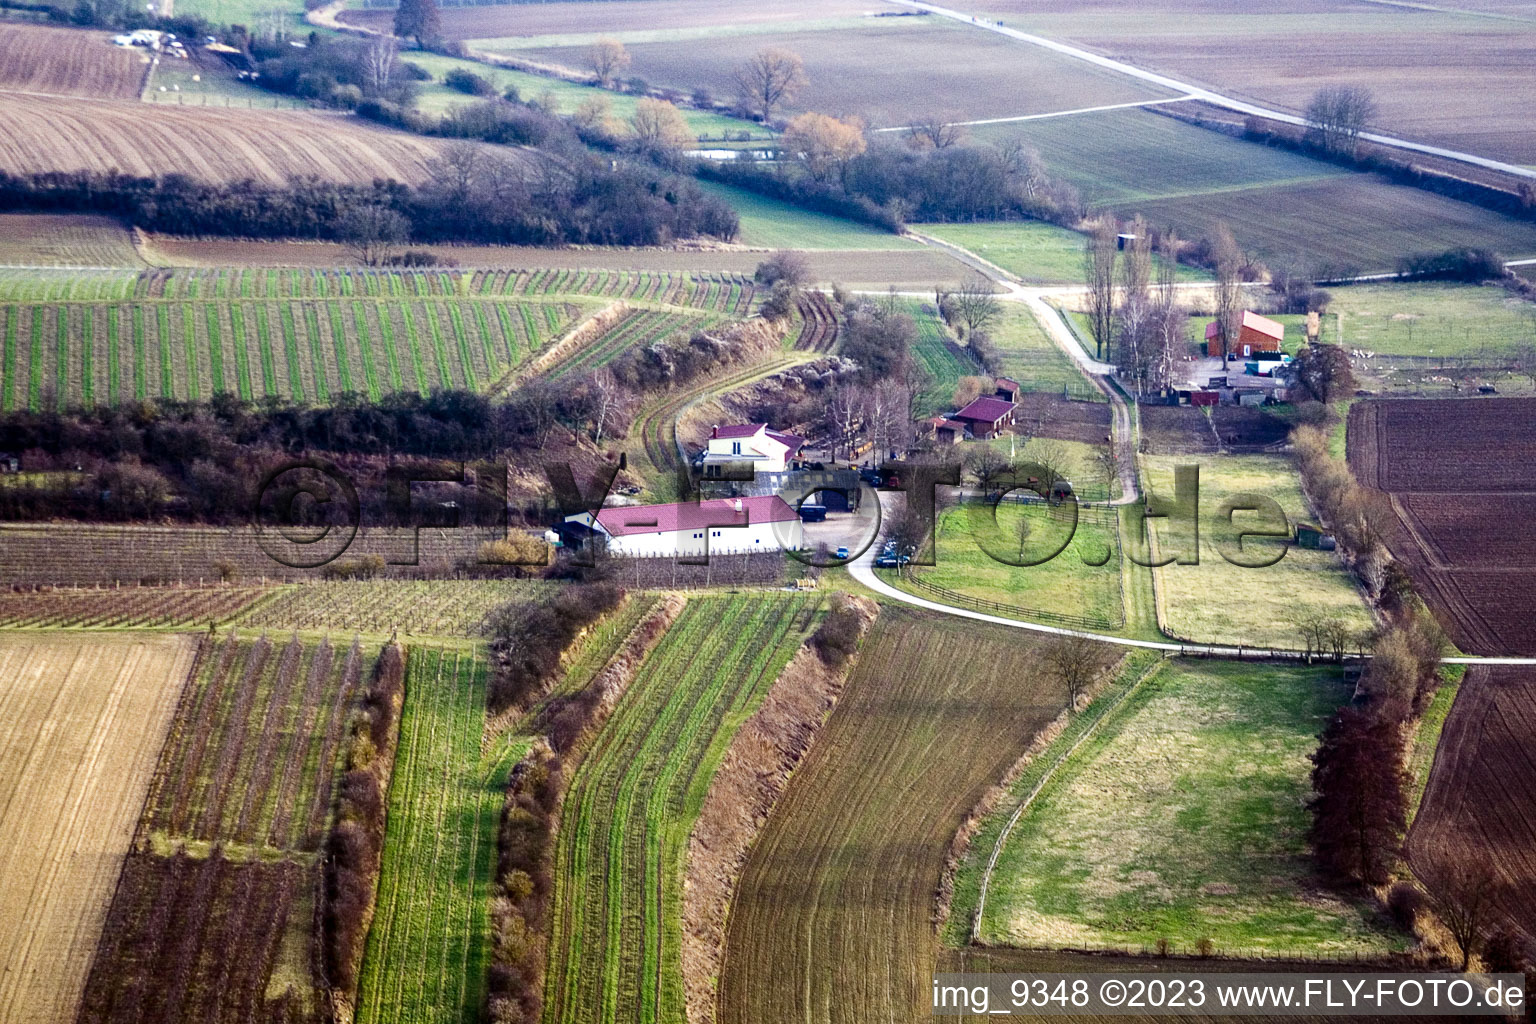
[1296,522,1336,550]
[1206,311,1285,359]
[952,395,1017,440]
[575,495,804,557]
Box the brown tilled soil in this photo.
[682,596,876,1024]
[1348,398,1536,946]
[1015,392,1113,444]
[342,0,873,39]
[0,24,144,100]
[1139,403,1289,453]
[1408,665,1536,947]
[0,214,144,268]
[0,634,199,1024]
[0,93,458,185]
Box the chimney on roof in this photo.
[711,425,719,439]
[733,498,744,515]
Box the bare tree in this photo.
[905,111,966,150]
[1116,294,1155,395]
[426,140,483,205]
[629,97,693,157]
[1083,218,1118,361]
[947,275,1002,338]
[735,47,806,122]
[963,445,1010,494]
[588,37,631,88]
[1305,85,1378,158]
[338,205,409,267]
[580,367,626,444]
[1120,213,1152,305]
[824,383,862,463]
[1513,341,1536,390]
[361,34,398,96]
[1045,634,1098,710]
[1433,861,1498,971]
[1211,222,1243,364]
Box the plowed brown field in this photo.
[0,94,450,185]
[717,609,1100,1024]
[0,633,198,1024]
[1408,665,1536,946]
[1348,397,1536,946]
[0,24,144,100]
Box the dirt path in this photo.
[0,634,199,1024]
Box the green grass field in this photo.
[992,304,1102,399]
[694,180,922,250]
[975,660,1407,956]
[356,645,500,1024]
[919,220,1208,286]
[900,499,1124,629]
[905,299,977,416]
[1408,667,1465,822]
[1142,453,1374,649]
[543,594,817,1024]
[1294,281,1529,358]
[0,267,758,409]
[401,52,765,138]
[971,108,1536,274]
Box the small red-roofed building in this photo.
[572,495,805,556]
[952,395,1017,440]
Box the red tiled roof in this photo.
[596,496,801,537]
[1207,312,1285,340]
[954,396,1015,423]
[766,429,804,451]
[712,423,768,439]
[995,376,1021,388]
[1242,310,1285,339]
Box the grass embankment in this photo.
[975,660,1408,956]
[1142,452,1373,649]
[543,594,818,1024]
[694,180,922,250]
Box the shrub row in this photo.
[487,744,561,1024]
[320,642,406,1013]
[485,582,625,714]
[810,592,871,670]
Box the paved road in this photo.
[890,0,1536,182]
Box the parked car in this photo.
[835,546,850,560]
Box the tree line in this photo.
[0,153,737,248]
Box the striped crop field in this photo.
[233,579,553,638]
[0,266,752,409]
[546,308,711,380]
[905,299,977,417]
[356,645,500,1024]
[0,584,268,630]
[81,632,381,1024]
[543,593,819,1024]
[139,632,372,853]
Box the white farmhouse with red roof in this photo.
[569,495,805,557]
[701,423,805,477]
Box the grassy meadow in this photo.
[975,660,1407,955]
[694,180,921,250]
[1142,453,1374,649]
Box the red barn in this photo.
[1206,310,1284,359]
